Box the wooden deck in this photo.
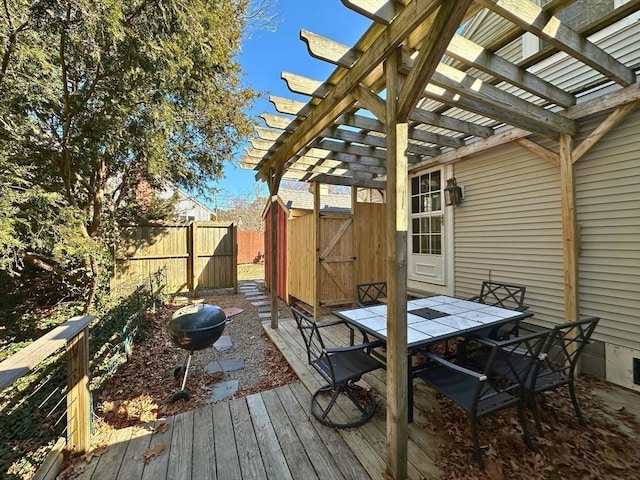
[71,315,444,480]
[73,381,374,480]
[72,314,640,480]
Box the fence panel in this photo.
[115,222,237,294]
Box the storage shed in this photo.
[264,186,386,312]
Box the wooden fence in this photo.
[114,221,237,294]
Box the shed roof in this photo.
[277,188,352,212]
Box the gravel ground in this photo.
[94,278,298,429]
[184,281,292,394]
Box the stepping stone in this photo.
[257,306,271,313]
[251,300,270,307]
[204,358,245,374]
[223,307,243,317]
[214,335,233,351]
[205,379,239,403]
[258,312,272,319]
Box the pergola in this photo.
[242,1,640,478]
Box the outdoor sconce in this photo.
[444,177,464,207]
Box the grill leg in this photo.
[180,352,193,392]
[210,346,228,378]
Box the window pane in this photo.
[432,235,442,255]
[411,195,419,214]
[411,176,419,195]
[431,216,441,234]
[412,218,420,233]
[420,217,429,234]
[431,171,441,192]
[412,235,420,254]
[420,235,429,253]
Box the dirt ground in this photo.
[237,263,264,281]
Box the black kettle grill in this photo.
[167,303,229,402]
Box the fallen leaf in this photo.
[143,443,166,463]
[152,422,170,434]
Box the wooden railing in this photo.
[0,315,94,462]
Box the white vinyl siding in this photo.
[452,109,640,350]
[453,143,565,325]
[575,108,640,350]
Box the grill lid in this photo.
[168,304,227,334]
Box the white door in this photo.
[408,169,445,285]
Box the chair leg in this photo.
[529,395,543,436]
[470,415,484,469]
[568,380,584,425]
[517,401,534,450]
[310,383,376,429]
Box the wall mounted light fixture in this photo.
[444,177,464,207]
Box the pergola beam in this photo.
[257,0,446,179]
[477,0,637,86]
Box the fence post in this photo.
[66,327,90,454]
[232,222,238,294]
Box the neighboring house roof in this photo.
[157,184,216,221]
[278,189,352,212]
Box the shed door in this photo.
[319,213,354,306]
[409,169,445,285]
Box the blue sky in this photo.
[207,0,370,209]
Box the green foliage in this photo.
[0,270,165,479]
[0,0,258,307]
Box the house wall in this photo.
[451,108,640,391]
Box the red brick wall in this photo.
[237,231,264,264]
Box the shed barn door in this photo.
[319,212,354,306]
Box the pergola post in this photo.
[385,47,409,480]
[559,132,579,322]
[268,168,281,329]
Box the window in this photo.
[410,171,443,255]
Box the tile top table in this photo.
[335,295,531,349]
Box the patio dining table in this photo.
[335,294,533,421]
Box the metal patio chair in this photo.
[417,330,549,468]
[355,281,387,307]
[468,281,529,341]
[478,317,600,435]
[292,307,385,429]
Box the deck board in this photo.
[245,392,294,480]
[191,407,216,480]
[229,395,268,479]
[167,410,193,480]
[259,388,320,480]
[211,402,242,480]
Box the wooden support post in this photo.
[314,182,322,319]
[66,327,90,454]
[385,47,409,480]
[189,221,197,294]
[270,195,279,329]
[559,133,579,322]
[231,222,238,294]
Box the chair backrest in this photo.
[476,281,527,311]
[356,281,387,307]
[291,307,326,366]
[540,317,600,380]
[478,330,550,403]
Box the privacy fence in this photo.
[114,221,238,295]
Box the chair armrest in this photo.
[325,340,385,354]
[316,319,356,344]
[423,352,487,381]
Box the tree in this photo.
[0,0,260,310]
